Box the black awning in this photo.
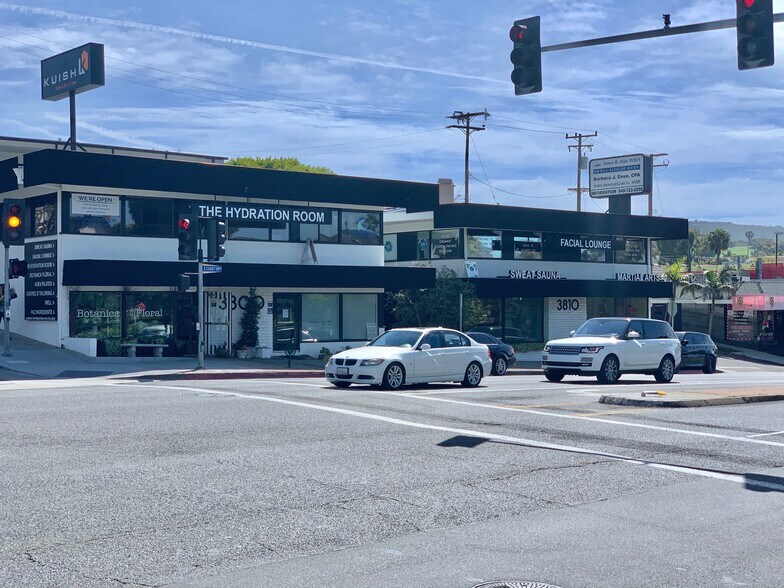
[472,278,674,299]
[63,260,436,289]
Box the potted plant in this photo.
[236,287,262,358]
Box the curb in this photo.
[599,393,784,408]
[124,370,326,382]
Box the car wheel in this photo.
[492,356,508,376]
[382,363,405,390]
[702,355,717,374]
[654,355,675,383]
[332,381,351,388]
[597,355,620,384]
[461,362,483,387]
[544,370,564,382]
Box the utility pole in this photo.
[565,132,596,212]
[447,110,490,204]
[649,153,669,216]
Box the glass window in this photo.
[342,294,377,340]
[580,236,607,262]
[302,294,339,342]
[615,297,647,318]
[615,238,647,264]
[70,291,121,340]
[341,211,381,245]
[504,297,544,343]
[384,234,398,262]
[123,292,174,345]
[416,231,430,260]
[68,193,121,235]
[319,212,339,243]
[627,320,644,337]
[442,331,469,347]
[420,332,442,348]
[645,321,675,339]
[465,298,502,339]
[270,221,290,241]
[587,297,614,318]
[299,223,319,242]
[125,197,173,237]
[467,229,502,259]
[430,229,461,259]
[231,224,270,241]
[513,232,542,260]
[32,194,57,237]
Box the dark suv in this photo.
[676,331,718,373]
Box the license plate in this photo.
[336,367,349,376]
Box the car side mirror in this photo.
[419,343,432,351]
[627,330,640,340]
[569,330,576,337]
[681,339,690,346]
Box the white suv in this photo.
[541,317,681,384]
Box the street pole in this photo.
[776,232,782,274]
[197,243,205,369]
[3,245,9,356]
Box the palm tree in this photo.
[707,228,731,266]
[745,230,754,256]
[681,268,736,336]
[663,257,691,326]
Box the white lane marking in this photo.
[134,383,784,493]
[340,388,784,448]
[748,431,784,438]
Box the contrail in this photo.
[0,2,504,84]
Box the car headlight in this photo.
[543,344,551,352]
[360,358,385,366]
[580,346,604,353]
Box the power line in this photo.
[447,110,490,205]
[470,135,497,205]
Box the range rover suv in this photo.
[541,317,681,384]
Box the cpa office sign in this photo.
[41,43,105,101]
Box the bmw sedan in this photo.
[325,327,492,390]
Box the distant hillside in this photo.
[690,220,784,242]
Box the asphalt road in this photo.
[1,357,783,588]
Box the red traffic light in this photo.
[178,218,191,231]
[509,24,525,42]
[744,0,756,7]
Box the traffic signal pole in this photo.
[3,245,10,357]
[197,246,205,369]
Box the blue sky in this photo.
[0,1,782,224]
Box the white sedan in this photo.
[325,327,492,390]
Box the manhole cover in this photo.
[473,583,564,588]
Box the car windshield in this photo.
[367,330,422,348]
[573,318,629,338]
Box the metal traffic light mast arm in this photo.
[542,14,784,53]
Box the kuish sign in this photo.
[615,272,665,282]
[41,43,105,101]
[198,204,332,224]
[509,270,562,279]
[588,154,651,198]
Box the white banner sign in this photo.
[72,193,120,217]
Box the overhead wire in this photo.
[470,135,497,204]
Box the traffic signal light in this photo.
[177,215,198,261]
[2,199,25,246]
[510,16,542,95]
[177,273,190,292]
[207,219,226,260]
[8,259,27,280]
[737,0,774,70]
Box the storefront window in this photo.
[587,297,614,318]
[70,291,122,356]
[512,232,542,260]
[231,224,270,241]
[384,234,398,262]
[467,229,502,259]
[320,212,339,243]
[430,229,461,259]
[341,211,381,245]
[504,297,544,343]
[67,193,122,235]
[125,197,173,237]
[302,294,339,342]
[614,297,647,318]
[123,292,174,346]
[464,298,502,339]
[614,238,647,264]
[342,294,377,340]
[270,221,290,241]
[416,231,430,260]
[581,240,607,262]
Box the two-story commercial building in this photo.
[0,137,435,357]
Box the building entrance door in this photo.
[174,292,198,356]
[273,294,300,352]
[207,291,232,356]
